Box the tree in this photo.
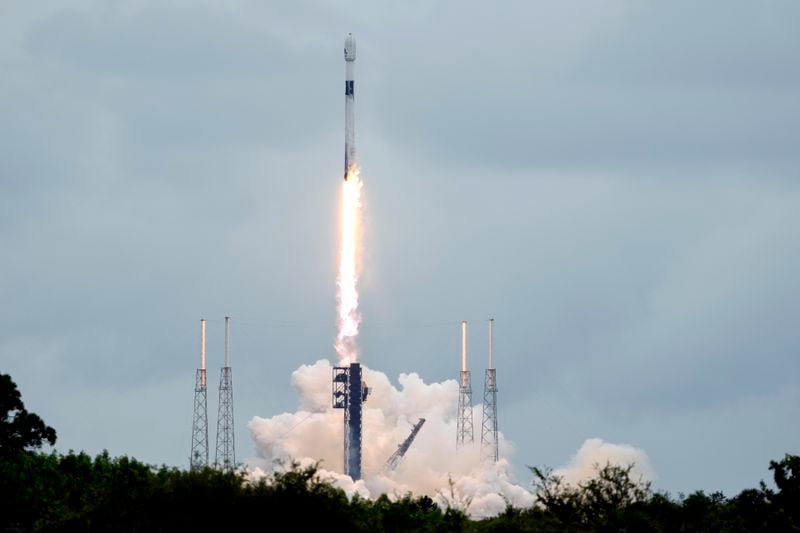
[769,454,800,501]
[765,453,800,529]
[529,462,651,528]
[0,373,56,456]
[528,465,581,523]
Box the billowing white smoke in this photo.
[248,359,533,517]
[553,437,654,487]
[247,360,654,518]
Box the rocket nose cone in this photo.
[344,33,356,61]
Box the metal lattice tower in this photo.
[481,318,499,463]
[333,362,369,480]
[190,319,209,470]
[215,316,235,470]
[332,367,349,471]
[385,418,426,471]
[456,320,474,448]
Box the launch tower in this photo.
[333,363,370,479]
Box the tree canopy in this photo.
[0,373,56,457]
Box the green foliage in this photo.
[0,373,56,456]
[764,454,800,531]
[519,458,800,533]
[0,453,453,532]
[528,462,651,530]
[3,449,800,532]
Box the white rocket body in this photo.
[344,33,356,180]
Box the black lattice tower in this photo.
[456,320,474,448]
[333,362,369,480]
[215,316,235,470]
[481,318,499,463]
[190,319,209,470]
[385,418,426,471]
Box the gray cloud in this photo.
[368,2,800,173]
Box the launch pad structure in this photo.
[333,363,370,480]
[385,418,426,471]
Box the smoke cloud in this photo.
[248,359,532,517]
[247,360,654,518]
[553,437,654,487]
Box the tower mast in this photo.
[456,320,474,448]
[190,319,209,470]
[481,319,499,462]
[215,316,235,470]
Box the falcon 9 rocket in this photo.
[344,33,356,180]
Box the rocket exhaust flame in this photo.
[336,165,363,364]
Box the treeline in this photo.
[2,451,460,532]
[2,373,800,532]
[1,451,799,532]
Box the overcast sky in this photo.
[1,0,799,495]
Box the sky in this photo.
[1,0,799,496]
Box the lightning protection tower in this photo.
[333,362,370,480]
[190,319,209,470]
[215,316,235,470]
[481,319,499,462]
[456,320,474,448]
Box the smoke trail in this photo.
[335,166,363,364]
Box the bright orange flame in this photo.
[336,165,363,364]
